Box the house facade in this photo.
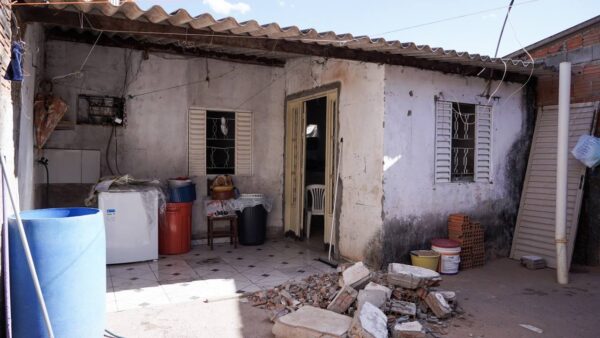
[3,3,541,266]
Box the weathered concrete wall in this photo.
[15,23,44,211]
[43,40,285,237]
[284,57,386,262]
[380,65,532,266]
[0,1,11,332]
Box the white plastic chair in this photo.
[305,184,325,239]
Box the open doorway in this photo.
[304,97,327,251]
[284,87,338,253]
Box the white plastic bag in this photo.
[571,134,600,168]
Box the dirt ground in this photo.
[107,258,600,338]
[442,258,600,338]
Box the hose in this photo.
[37,157,49,208]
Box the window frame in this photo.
[188,107,253,177]
[434,99,493,184]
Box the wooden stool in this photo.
[207,214,238,250]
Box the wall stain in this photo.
[365,82,537,267]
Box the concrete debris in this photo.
[248,261,462,337]
[519,324,543,334]
[357,289,388,310]
[388,300,417,316]
[424,292,452,319]
[350,301,389,338]
[365,282,393,299]
[342,261,372,289]
[438,291,456,303]
[272,305,352,338]
[387,263,441,289]
[392,321,426,338]
[327,285,358,313]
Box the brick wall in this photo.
[523,23,600,106]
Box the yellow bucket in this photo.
[410,250,441,271]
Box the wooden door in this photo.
[284,100,306,235]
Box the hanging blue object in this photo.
[4,42,24,81]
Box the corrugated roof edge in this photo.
[30,1,546,73]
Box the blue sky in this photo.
[135,0,599,57]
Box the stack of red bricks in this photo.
[448,214,485,270]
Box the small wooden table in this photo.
[206,214,238,250]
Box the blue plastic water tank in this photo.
[9,208,105,338]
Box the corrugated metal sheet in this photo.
[33,1,546,75]
[510,102,598,268]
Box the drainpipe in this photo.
[556,62,571,285]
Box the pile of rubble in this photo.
[247,262,463,338]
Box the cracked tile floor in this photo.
[106,239,335,312]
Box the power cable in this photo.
[373,0,539,36]
[484,0,516,101]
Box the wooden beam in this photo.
[17,7,531,83]
[44,27,286,67]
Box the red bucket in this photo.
[159,202,193,255]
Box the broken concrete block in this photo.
[342,262,372,289]
[392,321,426,338]
[327,285,358,313]
[388,300,416,316]
[272,305,352,338]
[349,302,389,338]
[387,263,441,289]
[438,291,456,302]
[424,292,452,319]
[365,282,392,299]
[357,289,388,310]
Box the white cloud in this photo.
[203,0,251,15]
[278,1,285,6]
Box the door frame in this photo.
[283,82,340,244]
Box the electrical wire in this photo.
[502,18,535,102]
[372,0,539,36]
[52,30,103,81]
[105,125,115,175]
[487,59,508,104]
[483,0,516,100]
[9,1,133,6]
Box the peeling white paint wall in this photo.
[285,57,385,261]
[16,23,44,210]
[382,65,526,226]
[43,41,285,237]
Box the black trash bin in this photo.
[237,194,268,245]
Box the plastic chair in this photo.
[305,184,325,239]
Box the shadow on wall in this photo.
[365,84,537,268]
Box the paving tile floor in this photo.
[106,239,335,312]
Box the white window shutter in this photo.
[235,112,253,176]
[188,108,206,176]
[475,105,492,182]
[434,100,452,183]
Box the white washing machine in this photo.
[99,189,159,264]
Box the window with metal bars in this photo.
[451,102,476,182]
[435,100,492,184]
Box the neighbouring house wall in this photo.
[530,23,600,106]
[380,65,533,266]
[14,23,44,211]
[43,40,285,238]
[285,57,386,262]
[516,22,600,265]
[0,0,10,333]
